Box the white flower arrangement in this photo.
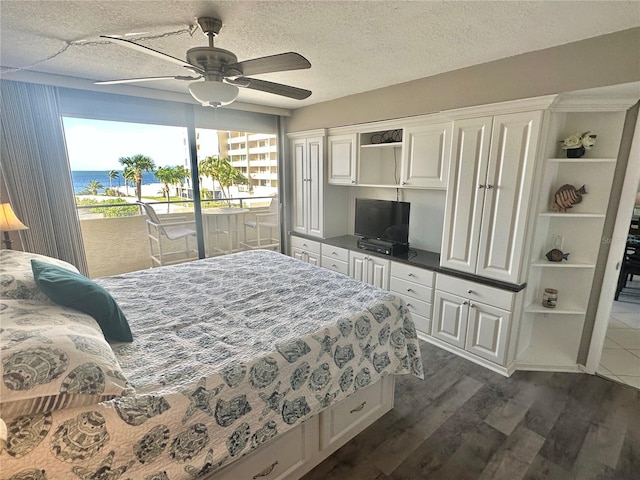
[560,131,597,150]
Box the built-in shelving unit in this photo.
[515,106,627,372]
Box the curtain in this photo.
[0,80,88,275]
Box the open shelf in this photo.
[360,143,401,149]
[530,259,596,268]
[547,157,617,164]
[538,212,606,218]
[524,302,586,315]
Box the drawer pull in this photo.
[332,251,338,255]
[302,243,308,247]
[467,289,473,294]
[407,288,414,292]
[332,264,337,268]
[350,401,367,413]
[253,461,278,479]
[406,303,413,307]
[407,273,414,277]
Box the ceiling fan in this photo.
[96,17,311,107]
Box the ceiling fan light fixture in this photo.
[188,81,239,107]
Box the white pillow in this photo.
[0,250,80,301]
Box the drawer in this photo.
[390,262,434,287]
[436,274,514,311]
[399,295,432,319]
[213,415,319,480]
[320,376,393,450]
[410,311,431,336]
[390,276,433,303]
[290,236,321,255]
[321,256,349,275]
[321,244,349,262]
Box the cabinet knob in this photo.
[407,288,414,292]
[407,273,414,277]
[478,184,485,189]
[351,180,356,184]
[401,181,407,186]
[467,289,473,294]
[332,264,337,268]
[469,303,476,308]
[462,301,469,306]
[332,251,337,255]
[407,303,413,307]
[486,184,494,189]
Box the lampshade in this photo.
[0,203,28,232]
[188,81,239,108]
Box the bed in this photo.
[0,249,423,480]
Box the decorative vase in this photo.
[566,146,585,158]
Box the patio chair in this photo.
[241,196,280,250]
[138,202,198,266]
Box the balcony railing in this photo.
[77,196,279,278]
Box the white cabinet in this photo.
[290,236,321,266]
[389,262,434,335]
[349,251,390,289]
[432,274,515,366]
[328,134,357,185]
[400,121,452,189]
[441,111,543,284]
[290,130,348,239]
[292,135,324,237]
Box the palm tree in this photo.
[119,154,156,202]
[155,166,178,212]
[87,180,103,195]
[199,156,247,204]
[122,168,135,197]
[107,170,119,190]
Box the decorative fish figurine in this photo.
[552,184,587,212]
[546,249,570,262]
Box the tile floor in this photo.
[597,277,640,389]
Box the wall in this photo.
[285,28,640,132]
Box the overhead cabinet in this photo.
[440,111,543,284]
[328,134,357,185]
[400,121,452,189]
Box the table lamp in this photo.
[0,203,28,250]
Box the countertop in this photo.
[292,233,526,293]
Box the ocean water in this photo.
[72,170,159,194]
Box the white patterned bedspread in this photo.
[2,250,423,480]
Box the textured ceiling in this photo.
[1,1,639,110]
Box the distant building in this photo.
[218,131,278,193]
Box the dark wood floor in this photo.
[302,341,640,480]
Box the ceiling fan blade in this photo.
[95,75,200,85]
[100,35,204,74]
[238,77,311,100]
[225,52,310,77]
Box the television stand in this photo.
[357,238,408,256]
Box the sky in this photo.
[62,117,219,170]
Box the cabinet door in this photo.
[291,247,306,263]
[476,111,542,284]
[432,290,468,348]
[368,256,390,290]
[401,122,452,189]
[307,137,324,237]
[307,251,321,267]
[349,252,368,283]
[440,117,493,274]
[328,134,357,185]
[465,302,510,365]
[292,138,308,234]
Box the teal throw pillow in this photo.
[31,259,133,342]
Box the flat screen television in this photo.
[354,198,410,245]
